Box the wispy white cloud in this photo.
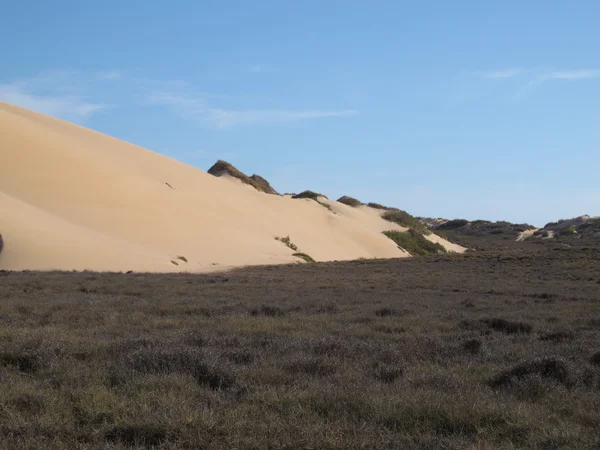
[148,92,358,129]
[478,68,523,79]
[248,64,266,73]
[541,69,600,81]
[0,70,113,122]
[0,82,108,121]
[96,70,123,81]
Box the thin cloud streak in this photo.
[0,82,109,121]
[542,70,600,81]
[478,68,523,79]
[148,92,358,129]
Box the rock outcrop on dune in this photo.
[207,160,278,194]
[0,102,463,272]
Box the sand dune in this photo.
[0,102,462,272]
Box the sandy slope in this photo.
[0,102,462,272]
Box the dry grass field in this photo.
[0,243,599,449]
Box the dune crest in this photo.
[0,102,462,272]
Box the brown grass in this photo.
[0,245,599,448]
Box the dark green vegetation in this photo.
[291,191,335,213]
[292,252,316,263]
[291,190,328,200]
[0,245,599,449]
[383,230,446,256]
[366,202,395,210]
[382,210,432,235]
[337,195,362,207]
[550,218,600,240]
[0,233,3,255]
[207,160,278,195]
[434,219,535,243]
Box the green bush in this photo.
[337,196,362,207]
[382,210,431,235]
[560,226,576,236]
[383,230,446,256]
[367,202,395,210]
[292,191,328,200]
[207,160,278,194]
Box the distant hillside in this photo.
[529,215,600,241]
[420,217,535,237]
[418,217,537,250]
[207,160,278,194]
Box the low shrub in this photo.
[337,196,362,207]
[124,346,236,390]
[367,202,396,210]
[375,308,397,317]
[286,357,336,377]
[382,210,432,235]
[207,160,278,194]
[292,190,328,200]
[105,424,173,448]
[482,318,533,334]
[437,219,469,230]
[560,226,576,236]
[383,230,446,256]
[251,305,285,317]
[489,357,572,389]
[463,339,483,355]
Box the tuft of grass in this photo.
[382,210,432,235]
[286,357,336,377]
[105,424,173,448]
[375,308,397,317]
[539,331,573,342]
[275,236,299,252]
[0,351,43,374]
[372,362,403,383]
[463,339,483,355]
[482,318,533,334]
[383,230,446,256]
[337,196,362,207]
[124,346,236,390]
[489,357,572,389]
[293,252,316,263]
[0,233,3,255]
[251,304,285,317]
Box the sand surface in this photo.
[0,102,462,272]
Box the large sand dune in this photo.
[0,102,462,272]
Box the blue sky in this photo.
[2,1,599,226]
